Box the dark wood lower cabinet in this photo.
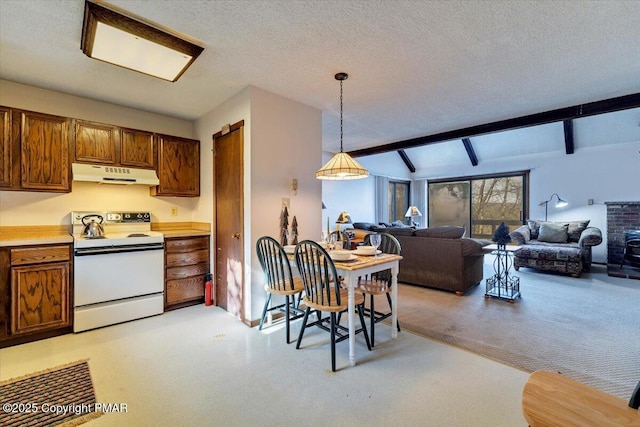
[164,236,210,311]
[0,244,73,348]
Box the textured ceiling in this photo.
[1,0,639,159]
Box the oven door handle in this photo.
[74,242,164,256]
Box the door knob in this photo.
[232,232,241,239]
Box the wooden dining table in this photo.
[334,252,403,366]
[289,249,402,367]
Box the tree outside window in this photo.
[428,172,527,238]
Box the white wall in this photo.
[248,87,322,321]
[0,80,198,226]
[414,140,640,263]
[194,86,322,322]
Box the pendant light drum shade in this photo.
[316,152,369,180]
[316,73,369,180]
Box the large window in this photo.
[428,172,528,239]
[388,180,410,223]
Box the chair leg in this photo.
[258,293,272,331]
[357,304,372,351]
[386,293,401,332]
[285,295,291,344]
[370,294,375,347]
[330,312,337,372]
[296,307,311,349]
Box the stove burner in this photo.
[128,233,149,237]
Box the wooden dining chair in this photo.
[358,232,401,347]
[256,236,305,343]
[294,240,371,371]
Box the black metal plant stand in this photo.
[485,244,520,303]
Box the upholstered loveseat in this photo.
[353,223,487,295]
[509,220,602,277]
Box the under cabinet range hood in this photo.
[72,163,160,186]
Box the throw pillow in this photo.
[538,222,569,243]
[379,222,393,227]
[391,220,410,228]
[353,222,375,231]
[385,227,416,236]
[566,220,590,242]
[527,219,542,239]
[460,239,482,256]
[414,226,465,239]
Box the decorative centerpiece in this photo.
[280,205,289,246]
[492,222,512,250]
[486,221,520,302]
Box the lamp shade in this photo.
[555,197,568,208]
[335,211,352,224]
[405,206,422,217]
[316,152,369,180]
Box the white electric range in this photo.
[71,211,165,332]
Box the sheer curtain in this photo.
[412,179,427,226]
[375,175,389,224]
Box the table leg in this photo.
[391,262,398,339]
[346,271,356,367]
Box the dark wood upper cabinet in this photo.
[74,120,119,165]
[120,128,155,169]
[152,134,200,197]
[1,106,199,195]
[74,121,155,169]
[20,111,71,192]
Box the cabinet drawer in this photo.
[11,246,70,266]
[166,276,205,305]
[166,249,209,268]
[166,237,209,253]
[166,262,209,281]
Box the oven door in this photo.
[74,244,164,306]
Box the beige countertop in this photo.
[152,222,211,239]
[0,222,211,247]
[160,229,211,238]
[0,226,73,247]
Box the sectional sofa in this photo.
[352,223,488,295]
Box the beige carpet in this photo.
[395,263,640,399]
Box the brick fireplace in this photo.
[606,201,640,279]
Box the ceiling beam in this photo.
[563,119,574,154]
[397,150,416,173]
[347,93,640,158]
[461,138,478,166]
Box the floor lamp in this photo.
[539,193,568,221]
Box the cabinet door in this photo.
[11,262,71,335]
[0,107,12,187]
[121,128,155,169]
[74,120,118,164]
[153,135,200,197]
[20,111,71,191]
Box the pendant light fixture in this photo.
[316,73,369,180]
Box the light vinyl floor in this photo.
[0,302,529,426]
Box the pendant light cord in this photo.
[339,79,344,153]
